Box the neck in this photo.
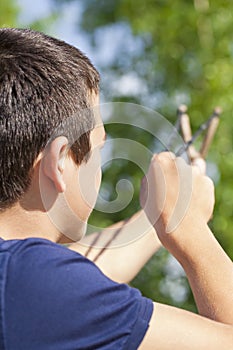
[0,203,63,243]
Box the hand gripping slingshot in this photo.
[85,105,221,261]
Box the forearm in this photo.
[173,222,233,325]
[69,210,161,283]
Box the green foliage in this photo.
[8,0,232,310]
[0,0,58,34]
[73,0,233,306]
[54,0,233,310]
[27,12,60,33]
[0,0,19,27]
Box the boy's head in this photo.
[0,28,100,214]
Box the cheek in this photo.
[78,148,101,210]
[95,167,102,193]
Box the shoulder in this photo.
[4,237,105,289]
[3,236,92,269]
[3,238,153,350]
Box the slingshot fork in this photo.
[176,105,221,163]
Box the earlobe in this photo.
[42,136,69,193]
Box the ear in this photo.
[42,136,69,193]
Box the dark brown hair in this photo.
[0,28,100,210]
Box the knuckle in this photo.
[205,176,214,189]
[156,152,175,164]
[155,153,164,163]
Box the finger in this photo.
[192,157,206,175]
[152,152,176,162]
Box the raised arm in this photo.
[69,210,161,283]
[139,152,233,349]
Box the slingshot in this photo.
[175,105,222,160]
[84,105,221,261]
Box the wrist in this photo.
[169,222,213,267]
[156,218,211,262]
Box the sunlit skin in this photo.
[0,93,105,243]
[0,92,161,278]
[1,92,233,349]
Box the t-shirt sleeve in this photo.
[4,239,153,350]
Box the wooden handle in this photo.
[179,105,200,160]
[199,107,222,158]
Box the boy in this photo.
[0,28,232,349]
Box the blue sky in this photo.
[17,0,94,61]
[16,0,146,98]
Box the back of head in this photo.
[0,28,99,210]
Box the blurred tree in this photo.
[58,0,233,310]
[0,0,19,27]
[0,0,58,34]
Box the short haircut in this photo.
[0,28,100,210]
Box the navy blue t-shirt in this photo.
[0,237,153,349]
